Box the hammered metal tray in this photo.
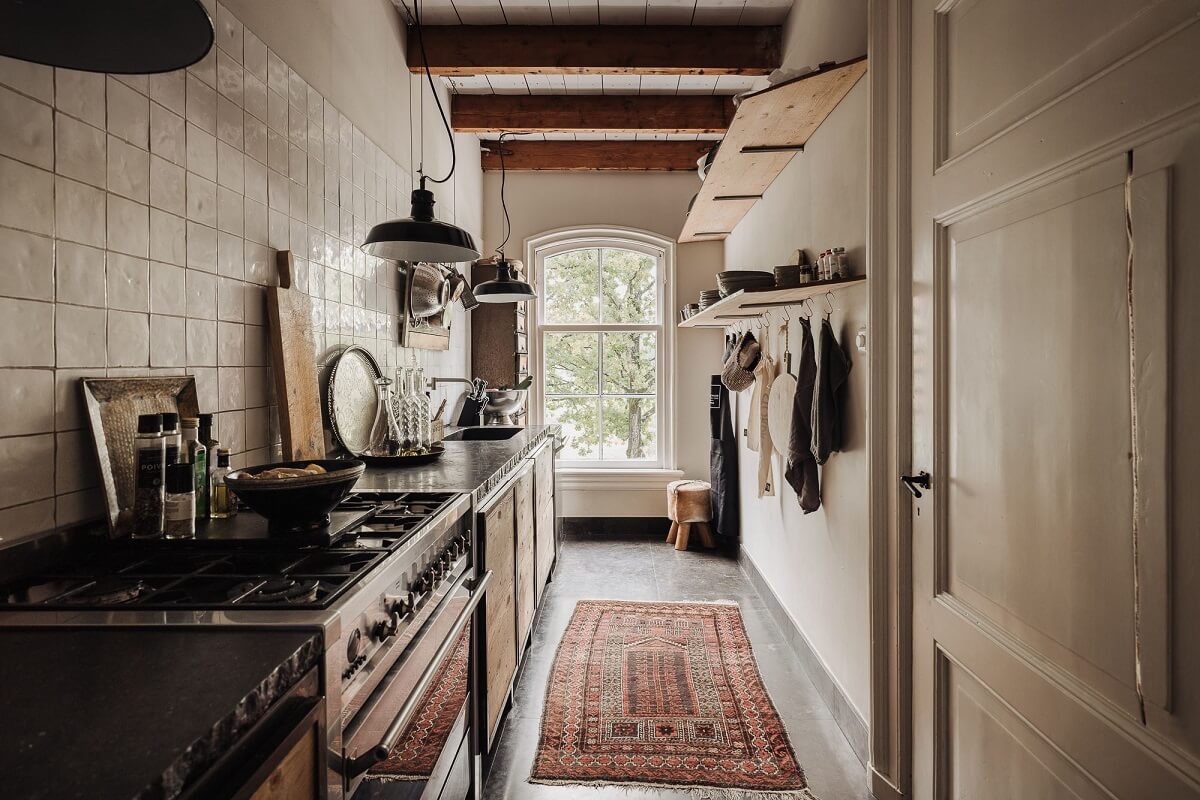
[327,345,383,456]
[82,376,199,538]
[357,445,445,467]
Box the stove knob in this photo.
[346,628,363,663]
[386,593,413,618]
[414,573,430,594]
[370,617,393,641]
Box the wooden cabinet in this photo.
[483,490,517,742]
[514,467,536,648]
[533,441,556,600]
[249,724,318,800]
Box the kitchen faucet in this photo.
[427,377,488,401]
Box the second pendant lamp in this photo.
[474,134,537,304]
[361,1,479,264]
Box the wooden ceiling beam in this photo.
[480,140,712,171]
[409,25,781,76]
[453,95,734,134]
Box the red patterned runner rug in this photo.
[367,627,470,782]
[531,600,816,798]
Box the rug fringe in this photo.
[362,773,425,783]
[529,776,819,800]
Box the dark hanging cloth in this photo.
[783,317,821,513]
[811,318,851,464]
[709,371,740,543]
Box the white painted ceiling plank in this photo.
[638,74,681,94]
[486,74,532,94]
[543,132,577,140]
[553,0,600,23]
[691,0,744,25]
[737,0,790,24]
[449,0,508,24]
[563,73,605,94]
[675,75,719,94]
[412,0,462,23]
[597,0,648,24]
[645,0,696,24]
[602,74,642,93]
[499,0,555,23]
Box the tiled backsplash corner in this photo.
[0,2,469,545]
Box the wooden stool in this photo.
[665,480,716,551]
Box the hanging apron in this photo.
[748,346,776,497]
[783,317,821,513]
[709,371,740,544]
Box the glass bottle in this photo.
[197,413,217,519]
[412,367,432,452]
[164,462,196,539]
[367,377,402,456]
[210,448,237,519]
[181,417,208,520]
[132,413,166,539]
[160,411,182,465]
[400,368,421,453]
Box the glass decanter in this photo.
[366,376,403,456]
[411,367,432,452]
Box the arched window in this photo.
[528,227,675,469]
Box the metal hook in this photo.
[823,292,835,316]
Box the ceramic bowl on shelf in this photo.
[717,270,774,297]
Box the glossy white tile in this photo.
[0,227,53,301]
[54,303,106,367]
[106,310,149,366]
[0,84,53,169]
[0,369,55,436]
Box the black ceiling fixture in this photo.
[0,0,214,74]
[473,132,536,304]
[361,0,479,264]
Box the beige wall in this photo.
[480,171,723,516]
[724,0,870,719]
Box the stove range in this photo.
[0,491,460,611]
[0,487,481,799]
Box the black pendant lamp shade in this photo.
[0,0,214,74]
[362,184,480,264]
[475,260,536,303]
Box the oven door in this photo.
[343,569,491,799]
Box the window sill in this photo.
[555,468,686,492]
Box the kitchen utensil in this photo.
[483,389,527,425]
[767,322,797,455]
[82,376,199,538]
[327,345,384,455]
[357,444,446,467]
[226,459,365,533]
[409,263,450,319]
[266,250,325,461]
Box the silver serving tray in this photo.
[327,345,383,456]
[81,376,199,538]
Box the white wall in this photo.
[480,171,723,516]
[724,0,871,719]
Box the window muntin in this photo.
[538,242,666,466]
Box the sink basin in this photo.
[443,427,523,441]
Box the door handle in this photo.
[900,471,931,499]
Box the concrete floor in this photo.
[482,534,873,800]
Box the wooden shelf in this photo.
[679,276,866,328]
[678,56,868,244]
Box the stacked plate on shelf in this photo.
[773,264,805,288]
[699,289,723,310]
[717,270,775,297]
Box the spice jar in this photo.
[164,462,196,539]
[132,413,165,539]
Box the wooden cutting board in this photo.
[266,250,325,460]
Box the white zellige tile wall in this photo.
[0,3,470,545]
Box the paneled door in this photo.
[908,0,1200,796]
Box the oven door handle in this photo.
[346,569,492,778]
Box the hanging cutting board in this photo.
[767,322,796,456]
[266,250,325,460]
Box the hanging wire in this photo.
[411,0,456,185]
[495,132,514,258]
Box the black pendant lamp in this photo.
[473,134,537,304]
[362,176,480,263]
[0,0,214,74]
[475,260,536,303]
[360,0,479,265]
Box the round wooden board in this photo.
[767,372,797,457]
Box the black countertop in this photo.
[0,627,321,800]
[356,425,556,498]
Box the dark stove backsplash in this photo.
[0,1,474,548]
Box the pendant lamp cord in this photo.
[411,0,455,185]
[496,132,514,258]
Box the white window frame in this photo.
[526,226,676,471]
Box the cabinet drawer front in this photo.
[515,471,536,645]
